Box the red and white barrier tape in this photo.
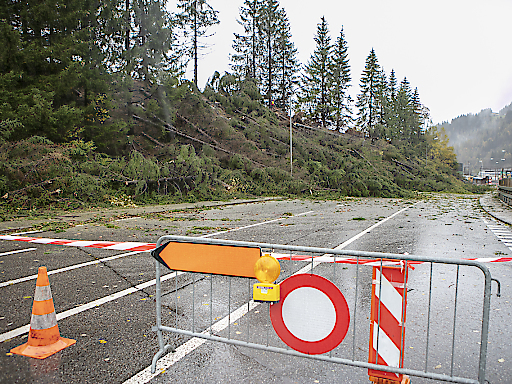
[270,253,512,265]
[1,235,511,264]
[0,235,155,252]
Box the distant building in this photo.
[473,176,490,185]
[477,168,512,184]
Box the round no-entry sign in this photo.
[270,274,350,355]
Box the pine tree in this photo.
[177,0,219,87]
[330,27,352,131]
[299,16,332,128]
[356,48,382,137]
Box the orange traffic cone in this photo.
[10,266,76,359]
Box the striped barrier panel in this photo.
[368,266,408,383]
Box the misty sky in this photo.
[170,0,512,124]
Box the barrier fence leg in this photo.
[151,259,174,373]
[368,265,410,384]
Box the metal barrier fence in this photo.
[498,179,512,206]
[150,235,495,384]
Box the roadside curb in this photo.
[0,197,282,234]
[479,192,512,226]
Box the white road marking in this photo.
[201,211,314,238]
[10,230,44,236]
[115,217,139,222]
[0,248,37,257]
[124,205,414,384]
[484,219,512,252]
[0,250,147,288]
[0,271,185,343]
[333,205,415,250]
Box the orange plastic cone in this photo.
[10,266,76,359]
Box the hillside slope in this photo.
[0,81,478,218]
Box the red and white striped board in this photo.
[368,266,408,382]
[1,235,512,264]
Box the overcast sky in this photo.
[170,0,512,124]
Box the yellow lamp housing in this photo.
[253,282,280,303]
[253,254,281,302]
[254,254,281,284]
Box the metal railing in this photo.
[498,178,512,206]
[150,235,495,384]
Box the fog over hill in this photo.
[440,103,512,174]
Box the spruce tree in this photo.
[299,16,332,128]
[177,0,219,87]
[231,0,262,81]
[411,87,423,138]
[258,0,280,106]
[396,77,414,141]
[133,0,180,80]
[97,0,181,82]
[373,68,388,139]
[273,10,299,109]
[330,27,352,131]
[356,48,382,137]
[0,0,93,141]
[385,69,399,140]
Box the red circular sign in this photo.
[270,274,350,355]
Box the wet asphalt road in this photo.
[0,195,511,384]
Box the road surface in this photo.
[0,195,511,383]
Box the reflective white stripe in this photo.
[34,285,52,301]
[372,280,406,289]
[0,235,18,240]
[373,322,401,371]
[30,312,57,330]
[375,269,403,324]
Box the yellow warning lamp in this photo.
[253,254,280,303]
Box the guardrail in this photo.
[498,178,512,206]
[149,236,497,384]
